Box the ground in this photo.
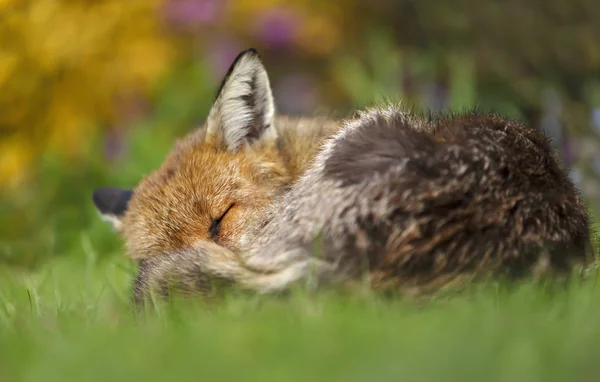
[1,246,600,382]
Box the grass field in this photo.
[2,136,600,382]
[2,75,600,381]
[1,230,600,381]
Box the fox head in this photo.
[93,49,292,260]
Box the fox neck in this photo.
[271,115,341,183]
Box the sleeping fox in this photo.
[92,48,594,303]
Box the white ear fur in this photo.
[207,48,276,151]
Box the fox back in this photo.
[239,107,594,296]
[92,49,594,302]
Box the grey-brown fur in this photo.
[241,106,593,294]
[132,105,594,303]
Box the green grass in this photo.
[2,127,600,382]
[1,241,600,382]
[2,153,600,381]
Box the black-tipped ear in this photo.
[92,187,133,231]
[206,48,276,151]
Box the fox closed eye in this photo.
[210,203,235,240]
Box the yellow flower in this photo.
[297,14,339,56]
[0,0,176,189]
[0,137,33,189]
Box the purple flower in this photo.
[204,36,244,79]
[591,107,600,136]
[273,74,318,115]
[163,0,224,29]
[104,128,126,162]
[422,82,448,112]
[254,7,302,49]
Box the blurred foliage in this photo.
[1,0,600,268]
[369,0,600,132]
[0,0,176,187]
[3,0,600,186]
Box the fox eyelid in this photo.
[210,203,235,239]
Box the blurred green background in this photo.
[1,0,600,270]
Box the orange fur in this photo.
[123,115,339,260]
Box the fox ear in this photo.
[206,48,276,152]
[92,187,133,231]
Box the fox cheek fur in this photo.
[92,48,595,303]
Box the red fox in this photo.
[93,49,594,303]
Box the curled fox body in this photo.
[93,49,593,303]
